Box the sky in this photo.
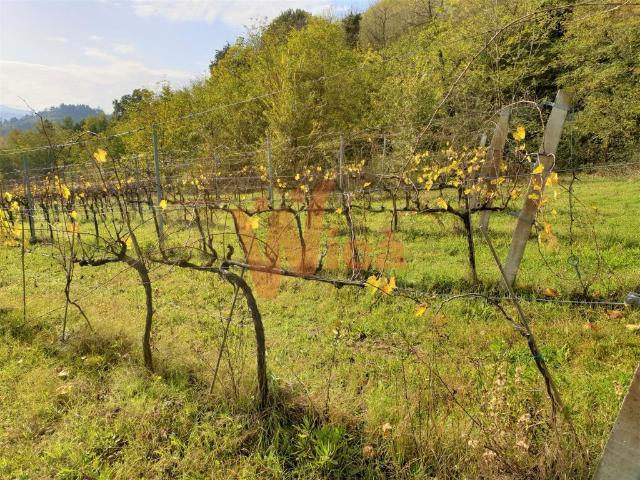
[0,0,372,114]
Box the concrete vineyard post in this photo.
[594,364,640,479]
[503,90,571,287]
[476,108,511,230]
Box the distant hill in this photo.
[0,103,105,135]
[0,105,30,121]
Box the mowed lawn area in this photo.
[1,173,639,479]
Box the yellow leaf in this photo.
[435,198,448,210]
[366,275,381,295]
[513,126,526,142]
[625,324,640,332]
[527,193,539,201]
[382,276,396,295]
[532,164,545,175]
[93,148,107,163]
[248,216,260,231]
[546,172,559,186]
[335,207,343,215]
[538,223,559,251]
[542,287,558,298]
[363,182,371,188]
[60,185,71,200]
[3,192,12,202]
[159,199,168,210]
[69,210,78,221]
[295,173,300,181]
[414,303,427,317]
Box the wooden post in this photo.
[594,364,640,479]
[503,90,571,287]
[22,154,36,243]
[473,108,510,230]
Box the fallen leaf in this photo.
[362,445,376,458]
[55,384,73,397]
[415,303,427,317]
[583,322,598,331]
[433,314,447,327]
[382,276,396,295]
[625,324,640,332]
[542,287,559,298]
[606,310,625,320]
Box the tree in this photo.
[557,5,640,164]
[82,113,109,134]
[209,42,231,72]
[342,12,362,47]
[264,8,311,41]
[359,0,440,49]
[112,88,154,121]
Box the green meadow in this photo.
[1,173,639,479]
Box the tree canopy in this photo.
[2,1,638,176]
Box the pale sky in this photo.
[0,0,371,113]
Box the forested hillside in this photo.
[0,104,105,136]
[1,1,638,174]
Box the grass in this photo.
[0,172,639,478]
